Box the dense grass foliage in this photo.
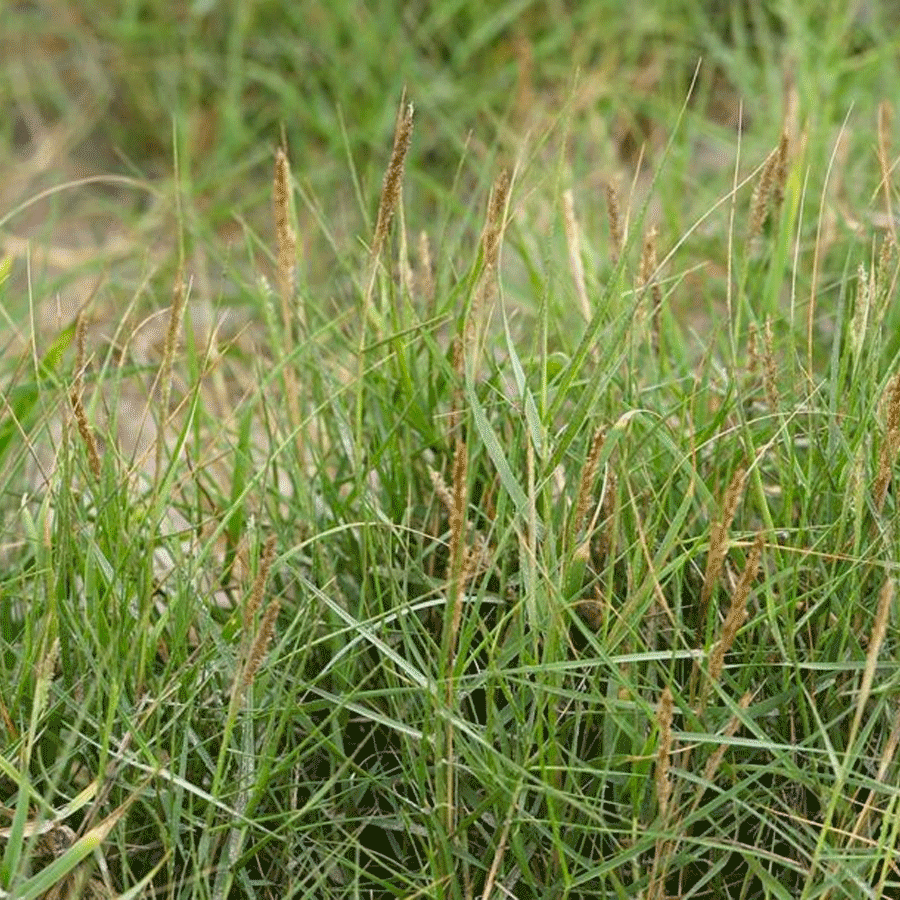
[3,2,900,898]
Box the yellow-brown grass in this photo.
[364,95,414,330]
[655,686,674,819]
[273,146,304,458]
[428,465,454,513]
[562,188,590,322]
[274,146,298,333]
[697,466,747,643]
[841,579,897,849]
[696,691,752,807]
[849,578,894,744]
[572,427,606,539]
[605,180,623,267]
[482,167,510,273]
[706,532,764,690]
[416,229,435,306]
[470,167,510,334]
[372,97,414,265]
[849,687,900,843]
[224,537,280,712]
[242,598,281,690]
[243,535,277,636]
[638,224,656,289]
[748,140,781,240]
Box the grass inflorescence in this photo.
[3,3,900,899]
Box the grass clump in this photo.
[4,3,900,899]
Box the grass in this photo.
[3,1,900,898]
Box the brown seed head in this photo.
[573,427,606,537]
[605,180,623,267]
[708,533,763,686]
[698,467,747,637]
[273,146,296,324]
[243,599,281,689]
[874,372,900,510]
[749,144,780,239]
[244,535,277,634]
[655,686,674,818]
[372,99,414,263]
[482,167,510,272]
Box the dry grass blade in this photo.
[479,789,521,900]
[699,691,752,798]
[848,639,900,843]
[429,466,454,513]
[562,188,590,322]
[848,578,894,745]
[655,686,674,819]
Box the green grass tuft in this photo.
[3,3,900,898]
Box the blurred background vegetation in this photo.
[4,1,900,275]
